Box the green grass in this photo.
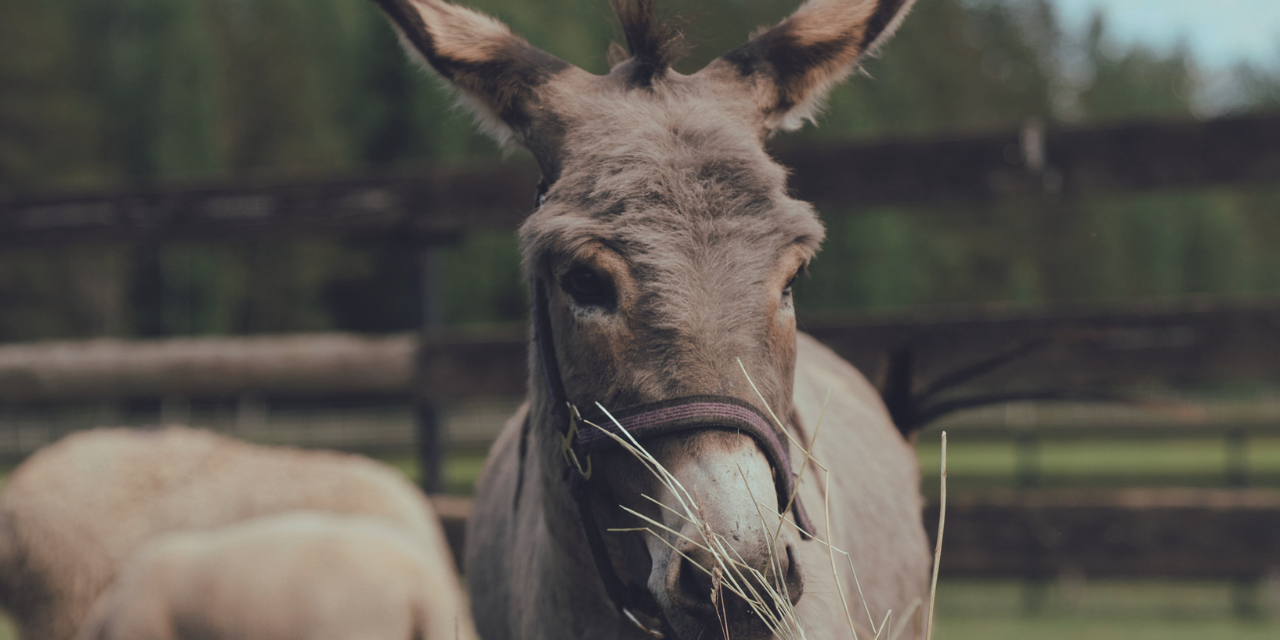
[932,579,1280,640]
[380,436,1280,498]
[915,436,1280,495]
[377,451,488,495]
[6,580,1272,640]
[935,617,1280,640]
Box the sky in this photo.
[1051,0,1280,69]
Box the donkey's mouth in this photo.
[657,542,803,640]
[660,606,781,640]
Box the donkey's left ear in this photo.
[371,0,584,161]
[699,0,917,134]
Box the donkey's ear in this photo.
[371,0,580,156]
[701,0,917,133]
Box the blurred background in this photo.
[2,0,1280,638]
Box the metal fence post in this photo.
[416,246,444,493]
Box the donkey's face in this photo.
[525,89,822,636]
[373,0,916,636]
[524,79,822,415]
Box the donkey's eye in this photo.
[561,266,615,307]
[783,265,807,298]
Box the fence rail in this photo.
[4,112,1280,247]
[4,111,1280,501]
[428,489,1280,584]
[926,488,1280,581]
[2,296,1277,405]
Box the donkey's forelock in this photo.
[608,0,688,87]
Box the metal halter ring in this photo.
[560,404,593,479]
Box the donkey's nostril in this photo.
[668,553,716,614]
[666,535,805,619]
[681,558,712,602]
[783,541,805,605]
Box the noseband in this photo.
[515,181,814,631]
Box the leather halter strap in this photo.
[574,396,815,540]
[516,181,813,628]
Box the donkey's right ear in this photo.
[371,0,583,161]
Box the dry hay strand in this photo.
[584,361,948,640]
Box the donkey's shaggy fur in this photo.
[0,427,457,640]
[74,512,477,640]
[369,1,928,638]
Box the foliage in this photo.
[1,0,1279,340]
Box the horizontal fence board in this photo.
[0,164,540,248]
[784,111,1280,207]
[0,333,421,401]
[925,422,1280,440]
[808,296,1280,394]
[430,489,1280,579]
[1,298,1277,404]
[4,112,1280,247]
[925,489,1280,579]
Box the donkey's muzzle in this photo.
[575,395,814,537]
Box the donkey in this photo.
[371,1,930,638]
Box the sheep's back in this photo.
[77,512,475,640]
[0,426,449,640]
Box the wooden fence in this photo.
[4,111,1280,246]
[430,488,1280,606]
[5,112,1280,587]
[2,297,1278,404]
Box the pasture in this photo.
[427,430,1280,495]
[0,579,1276,640]
[3,0,1280,636]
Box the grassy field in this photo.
[1,580,1275,640]
[935,616,1280,640]
[9,435,1280,496]
[932,579,1280,639]
[914,435,1280,497]
[393,434,1280,496]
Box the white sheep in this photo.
[74,511,478,640]
[0,426,465,640]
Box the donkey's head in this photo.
[374,0,914,636]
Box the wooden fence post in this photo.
[160,395,190,426]
[417,246,444,493]
[1232,578,1260,619]
[1016,430,1041,489]
[235,394,267,436]
[1226,428,1249,488]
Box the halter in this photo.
[515,180,814,633]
